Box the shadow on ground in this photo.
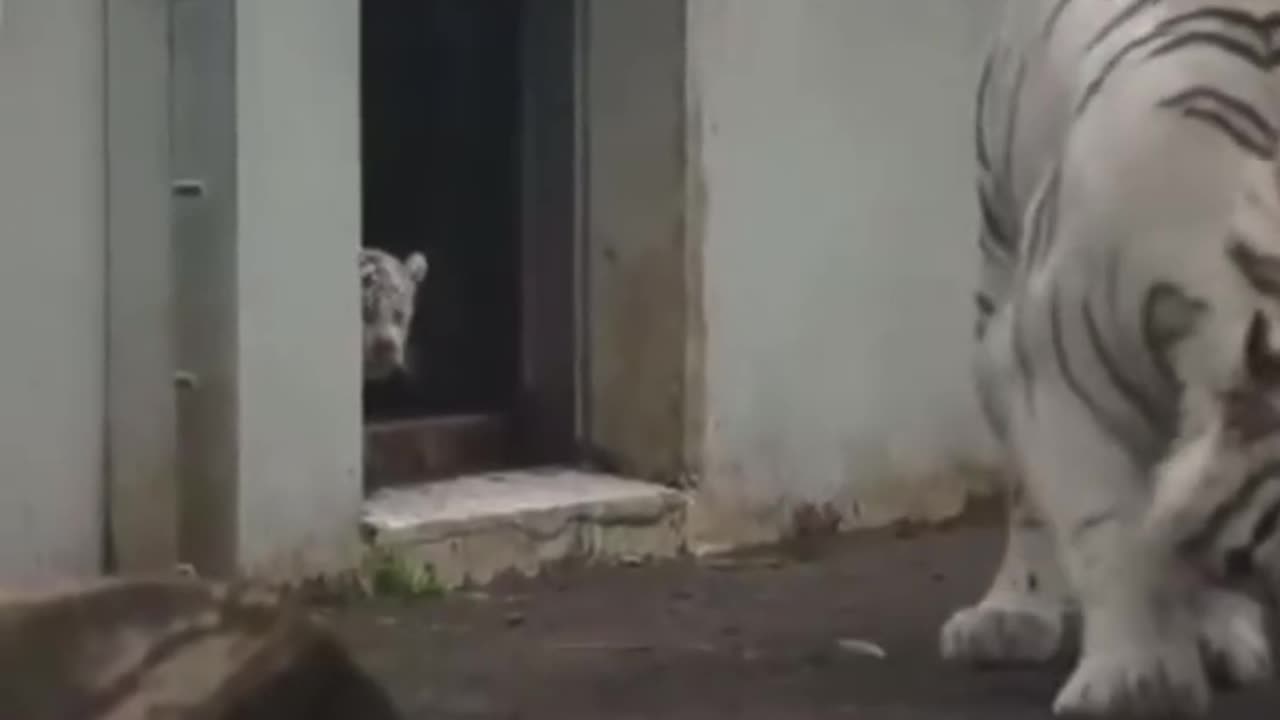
[329,525,1280,719]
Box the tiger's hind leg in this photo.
[941,477,1074,665]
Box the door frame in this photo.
[578,0,704,485]
[518,0,704,484]
[514,0,581,466]
[103,0,181,573]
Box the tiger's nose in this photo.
[371,336,398,360]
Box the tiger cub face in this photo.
[361,247,429,382]
[1148,311,1280,593]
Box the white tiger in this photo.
[945,1,1280,716]
[360,247,428,382]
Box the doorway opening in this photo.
[360,0,579,489]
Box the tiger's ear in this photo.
[405,252,429,285]
[1243,310,1280,387]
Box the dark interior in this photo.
[360,0,524,421]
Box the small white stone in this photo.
[836,637,887,659]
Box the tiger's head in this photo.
[360,247,428,382]
[1147,310,1280,596]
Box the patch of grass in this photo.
[290,542,447,608]
[356,544,445,601]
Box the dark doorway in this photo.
[361,0,522,419]
[359,0,579,486]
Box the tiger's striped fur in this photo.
[948,1,1280,715]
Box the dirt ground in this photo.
[329,525,1280,719]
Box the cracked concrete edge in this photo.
[365,491,692,589]
[363,488,687,546]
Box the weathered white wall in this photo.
[233,0,363,577]
[688,0,1007,547]
[0,0,105,580]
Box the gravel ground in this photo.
[330,524,1280,719]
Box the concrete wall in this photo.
[687,0,1007,548]
[232,0,364,578]
[0,0,106,581]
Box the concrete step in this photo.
[360,469,689,589]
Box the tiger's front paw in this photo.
[1053,640,1210,718]
[1196,589,1273,689]
[940,602,1063,665]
